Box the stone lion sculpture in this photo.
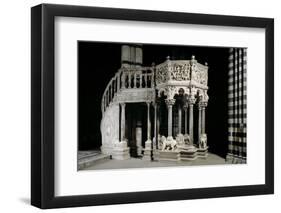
[161,136,177,151]
[184,134,191,145]
[199,134,207,149]
[176,134,185,146]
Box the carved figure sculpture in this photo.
[199,134,207,149]
[176,134,185,146]
[183,134,191,145]
[161,136,177,151]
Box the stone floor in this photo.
[78,150,103,160]
[79,152,227,171]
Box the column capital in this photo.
[146,101,151,107]
[199,101,208,108]
[120,102,126,107]
[165,98,176,107]
[188,98,196,105]
[183,104,188,110]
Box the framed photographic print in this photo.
[31,3,274,209]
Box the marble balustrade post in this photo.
[128,73,131,88]
[117,73,120,91]
[121,73,125,89]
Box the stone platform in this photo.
[78,150,110,170]
[159,150,180,161]
[158,145,206,161]
[80,152,226,170]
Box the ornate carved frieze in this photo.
[170,62,191,81]
[155,63,168,84]
[191,63,208,86]
[155,59,208,87]
[115,88,155,103]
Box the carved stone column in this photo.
[183,105,188,134]
[197,101,208,158]
[201,103,207,134]
[189,99,196,145]
[144,102,153,160]
[198,104,202,144]
[178,104,182,135]
[120,103,126,141]
[165,99,176,140]
[153,102,158,148]
[146,102,151,142]
[157,106,160,138]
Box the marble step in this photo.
[78,151,111,170]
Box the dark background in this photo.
[78,41,229,158]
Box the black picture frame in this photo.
[31,3,274,209]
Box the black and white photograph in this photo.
[78,42,247,170]
[0,0,277,211]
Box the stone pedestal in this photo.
[100,145,113,155]
[143,140,152,160]
[198,134,208,158]
[197,146,208,159]
[159,150,180,162]
[112,141,130,160]
[178,145,197,161]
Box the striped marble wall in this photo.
[226,48,247,164]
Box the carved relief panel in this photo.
[100,104,120,154]
[170,62,191,81]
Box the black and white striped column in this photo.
[226,48,247,164]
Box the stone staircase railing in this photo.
[101,66,155,114]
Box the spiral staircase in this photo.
[100,65,156,157]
